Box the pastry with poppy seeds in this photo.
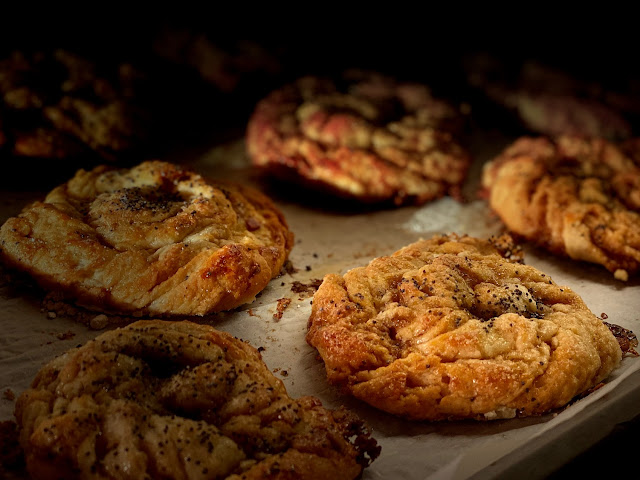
[306,234,622,421]
[246,70,470,206]
[0,160,294,317]
[482,135,640,280]
[15,320,379,479]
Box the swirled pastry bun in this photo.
[307,234,622,421]
[15,320,378,479]
[0,160,294,316]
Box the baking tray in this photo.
[1,134,639,479]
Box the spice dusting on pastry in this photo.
[0,160,294,318]
[15,320,379,479]
[307,233,623,421]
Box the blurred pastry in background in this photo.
[153,26,284,95]
[246,70,471,206]
[464,53,637,140]
[0,49,155,164]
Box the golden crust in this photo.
[246,71,470,206]
[0,160,294,316]
[482,136,640,279]
[15,320,378,479]
[306,234,622,421]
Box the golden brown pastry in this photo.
[306,234,622,421]
[0,160,294,317]
[482,135,640,280]
[246,70,470,206]
[15,320,379,479]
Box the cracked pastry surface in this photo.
[306,234,622,421]
[0,160,294,316]
[15,320,379,479]
[482,135,640,280]
[246,70,470,206]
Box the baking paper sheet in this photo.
[1,137,639,479]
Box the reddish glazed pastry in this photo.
[247,70,470,206]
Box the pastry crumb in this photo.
[56,330,75,340]
[3,389,15,401]
[273,298,292,321]
[614,269,629,282]
[89,314,109,330]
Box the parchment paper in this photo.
[1,136,639,479]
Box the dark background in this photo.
[1,8,638,477]
[3,8,637,87]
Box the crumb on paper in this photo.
[3,389,15,401]
[290,279,322,296]
[280,370,289,377]
[90,314,109,330]
[40,292,143,328]
[56,330,75,340]
[247,308,259,317]
[273,297,292,321]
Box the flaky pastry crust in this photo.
[306,234,622,421]
[246,71,470,205]
[0,160,294,316]
[15,320,378,479]
[482,136,640,280]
